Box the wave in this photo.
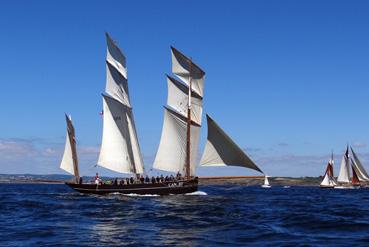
[185,191,207,196]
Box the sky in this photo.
[0,0,369,177]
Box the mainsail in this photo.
[97,33,144,174]
[60,114,80,182]
[153,47,205,177]
[350,147,369,182]
[200,114,263,174]
[337,146,350,183]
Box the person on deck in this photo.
[140,175,144,184]
[160,174,164,182]
[95,173,101,185]
[156,176,160,183]
[145,175,150,183]
[151,176,156,184]
[130,177,134,184]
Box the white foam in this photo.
[185,191,207,196]
[123,193,160,197]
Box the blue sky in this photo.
[0,0,369,177]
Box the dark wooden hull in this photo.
[66,177,198,195]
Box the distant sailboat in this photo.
[320,153,336,188]
[334,145,367,189]
[60,114,80,184]
[261,176,271,188]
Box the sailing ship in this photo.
[319,152,337,188]
[62,33,264,195]
[334,145,369,189]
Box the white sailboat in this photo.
[60,114,80,184]
[320,153,336,188]
[334,145,363,189]
[261,175,271,188]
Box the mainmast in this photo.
[185,59,192,178]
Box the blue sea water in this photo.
[1,184,369,246]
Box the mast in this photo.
[185,58,192,178]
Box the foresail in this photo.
[337,148,350,183]
[106,32,127,78]
[167,75,203,125]
[171,47,205,97]
[200,115,263,174]
[320,173,330,186]
[106,62,131,107]
[60,130,74,175]
[153,108,200,175]
[97,95,134,174]
[350,147,369,181]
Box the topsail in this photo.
[97,33,144,174]
[200,114,263,174]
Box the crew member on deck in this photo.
[95,173,101,185]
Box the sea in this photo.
[1,184,369,246]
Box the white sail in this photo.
[106,32,127,78]
[98,34,144,174]
[98,96,137,174]
[200,115,263,173]
[350,147,369,181]
[167,75,203,125]
[60,130,74,175]
[264,176,270,186]
[153,108,200,175]
[320,173,332,186]
[105,62,131,107]
[337,147,350,183]
[171,47,205,97]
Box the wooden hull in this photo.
[66,177,198,195]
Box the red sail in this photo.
[328,163,334,177]
[352,166,360,185]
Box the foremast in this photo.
[185,58,192,179]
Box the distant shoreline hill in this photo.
[0,174,321,186]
